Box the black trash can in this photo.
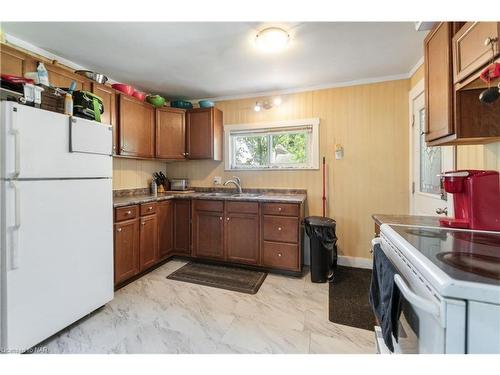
[304,216,337,283]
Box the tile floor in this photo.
[42,260,375,354]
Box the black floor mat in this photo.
[328,266,374,331]
[167,262,267,294]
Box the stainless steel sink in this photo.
[231,193,261,198]
[201,192,233,197]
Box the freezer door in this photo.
[1,179,113,352]
[1,102,112,179]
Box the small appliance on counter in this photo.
[170,178,190,191]
[439,170,500,231]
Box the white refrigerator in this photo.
[0,101,114,353]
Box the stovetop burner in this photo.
[437,252,500,280]
[389,225,500,284]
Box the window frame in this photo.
[224,118,320,171]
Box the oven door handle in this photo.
[394,274,440,318]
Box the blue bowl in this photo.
[198,100,215,108]
[170,100,193,109]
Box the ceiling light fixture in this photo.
[255,27,289,53]
[253,97,283,112]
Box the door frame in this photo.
[408,78,457,214]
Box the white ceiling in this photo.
[2,22,427,100]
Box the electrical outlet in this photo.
[213,176,222,185]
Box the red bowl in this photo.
[132,90,146,101]
[112,83,135,96]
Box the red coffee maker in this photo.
[439,170,500,231]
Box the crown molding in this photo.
[408,56,424,78]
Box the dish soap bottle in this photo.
[37,62,50,86]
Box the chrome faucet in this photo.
[223,176,242,194]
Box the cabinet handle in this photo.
[142,222,146,226]
[226,217,230,221]
[117,228,122,232]
[484,37,498,46]
[278,253,282,257]
[126,210,131,215]
[219,217,223,221]
[148,207,153,210]
[278,227,282,231]
[278,207,282,212]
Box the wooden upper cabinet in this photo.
[453,22,500,83]
[156,107,186,159]
[45,63,89,91]
[118,94,155,158]
[91,83,117,152]
[186,107,222,160]
[157,200,174,259]
[424,22,454,143]
[0,44,32,76]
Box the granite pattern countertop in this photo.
[113,191,307,208]
[372,214,441,228]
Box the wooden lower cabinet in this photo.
[157,201,173,259]
[192,208,224,259]
[114,199,302,286]
[139,214,158,271]
[114,219,140,285]
[173,199,191,255]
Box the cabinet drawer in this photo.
[262,203,299,217]
[453,22,500,83]
[115,205,139,222]
[262,241,299,271]
[226,201,259,214]
[140,202,157,216]
[263,216,298,243]
[194,199,224,212]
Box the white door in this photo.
[2,178,113,351]
[410,86,454,216]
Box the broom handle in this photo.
[322,156,326,217]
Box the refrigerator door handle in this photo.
[10,107,21,178]
[9,181,21,269]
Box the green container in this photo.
[146,94,166,108]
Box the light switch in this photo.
[335,144,344,160]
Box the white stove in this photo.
[374,224,500,354]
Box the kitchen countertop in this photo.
[113,191,307,208]
[372,213,441,228]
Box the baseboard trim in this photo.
[338,255,373,270]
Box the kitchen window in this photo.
[224,118,320,170]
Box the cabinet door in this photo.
[226,212,259,265]
[453,22,500,83]
[139,214,158,271]
[156,107,186,159]
[118,95,155,158]
[0,44,31,76]
[114,219,140,285]
[45,63,89,91]
[173,199,191,255]
[186,108,213,159]
[424,22,454,142]
[193,209,224,259]
[157,200,173,259]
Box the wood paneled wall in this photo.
[113,158,167,190]
[457,143,500,171]
[167,79,411,259]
